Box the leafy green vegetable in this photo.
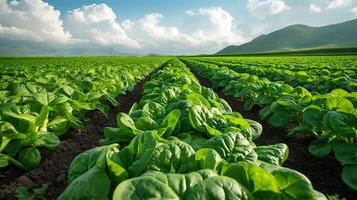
[221,162,279,199]
[16,184,48,200]
[203,132,258,163]
[116,131,157,177]
[187,176,252,200]
[18,147,41,170]
[59,58,326,199]
[255,143,289,166]
[148,140,194,173]
[342,165,357,190]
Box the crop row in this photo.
[182,58,357,191]
[59,58,325,200]
[0,57,168,171]
[193,57,357,93]
[197,56,357,78]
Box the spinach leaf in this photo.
[202,132,258,163]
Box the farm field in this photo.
[0,55,356,199]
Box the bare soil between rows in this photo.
[0,76,149,200]
[193,71,357,200]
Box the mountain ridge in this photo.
[216,19,357,55]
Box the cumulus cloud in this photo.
[121,7,244,53]
[0,1,245,54]
[0,0,72,43]
[326,0,348,9]
[120,13,195,49]
[352,7,357,17]
[309,4,322,13]
[247,0,290,18]
[63,3,140,48]
[187,7,244,44]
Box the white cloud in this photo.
[247,0,290,18]
[309,4,322,13]
[0,0,72,43]
[326,0,348,9]
[63,3,140,48]
[121,13,195,48]
[121,7,245,54]
[188,7,244,44]
[352,7,357,16]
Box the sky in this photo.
[0,0,356,55]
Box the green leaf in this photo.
[48,117,70,136]
[221,162,279,199]
[245,119,263,140]
[342,165,357,190]
[330,89,351,97]
[135,116,159,131]
[62,85,74,96]
[0,155,9,168]
[325,97,353,111]
[224,112,250,129]
[3,111,36,125]
[190,148,225,172]
[187,92,212,109]
[323,111,356,137]
[148,140,194,173]
[332,143,357,165]
[106,146,129,185]
[271,168,316,200]
[259,105,272,120]
[255,143,289,166]
[33,92,48,106]
[33,132,60,151]
[244,99,255,111]
[287,126,306,137]
[19,147,41,170]
[0,121,21,139]
[117,131,157,177]
[68,145,111,183]
[116,113,141,135]
[142,102,165,119]
[58,165,111,200]
[203,132,258,163]
[100,127,134,145]
[205,125,222,137]
[308,139,331,158]
[158,109,181,137]
[35,105,49,127]
[141,169,218,199]
[187,176,252,200]
[112,176,180,200]
[277,96,298,110]
[189,105,212,132]
[269,111,290,127]
[303,106,324,128]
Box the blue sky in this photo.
[46,0,241,20]
[0,0,356,55]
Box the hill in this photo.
[217,19,357,55]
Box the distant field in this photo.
[195,47,357,57]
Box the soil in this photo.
[193,71,357,200]
[0,76,149,200]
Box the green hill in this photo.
[217,19,357,55]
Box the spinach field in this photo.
[0,56,356,199]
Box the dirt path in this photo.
[0,76,150,200]
[192,71,357,200]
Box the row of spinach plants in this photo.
[0,57,168,170]
[59,58,325,200]
[182,58,357,191]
